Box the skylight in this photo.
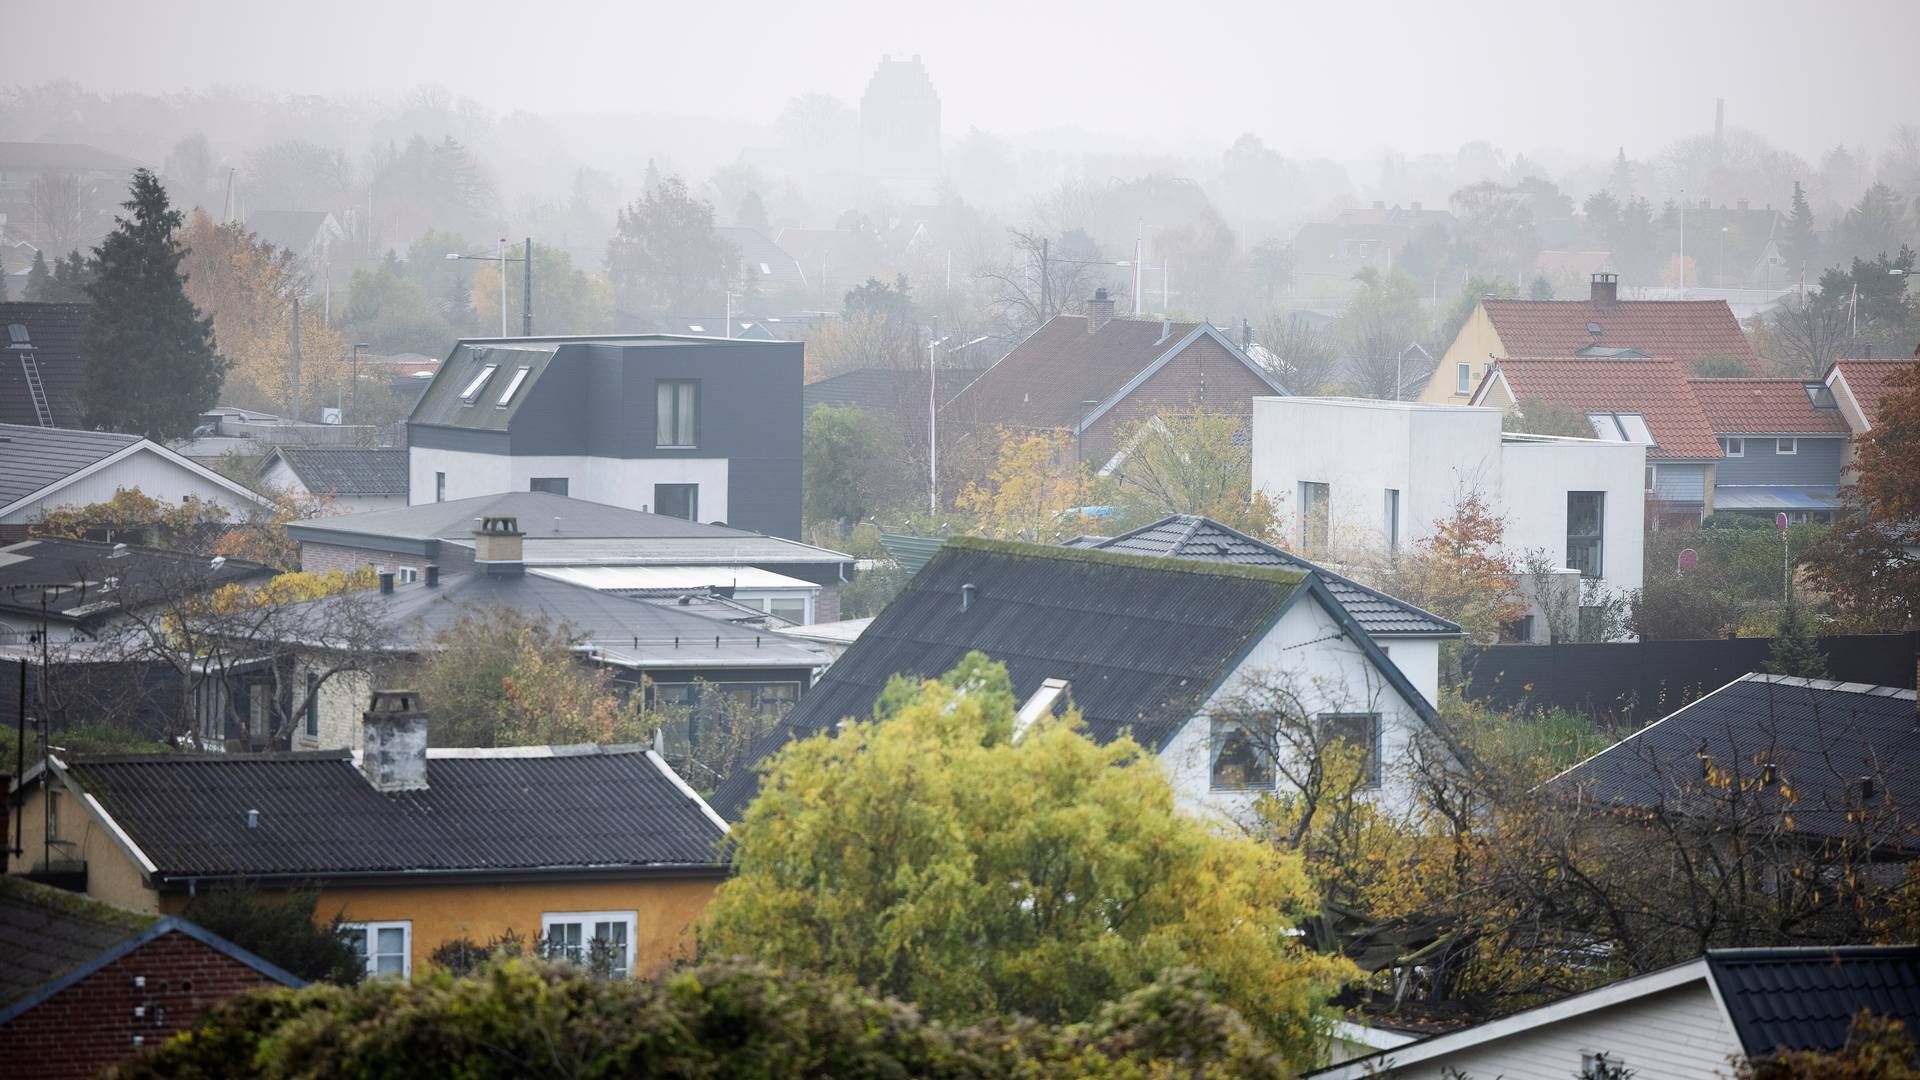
[1587,411,1656,445]
[459,364,499,404]
[6,323,29,346]
[496,366,532,407]
[687,324,706,333]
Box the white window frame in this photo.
[495,365,532,407]
[459,364,498,404]
[1455,362,1471,394]
[1720,436,1744,457]
[656,380,698,448]
[1644,464,1657,493]
[341,920,411,978]
[541,910,638,978]
[1317,712,1383,789]
[1776,437,1797,455]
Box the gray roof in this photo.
[1065,516,1462,638]
[715,226,809,294]
[0,424,140,507]
[56,745,728,886]
[243,210,336,255]
[0,537,274,625]
[0,302,90,428]
[0,141,138,173]
[259,446,407,496]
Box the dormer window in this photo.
[1803,382,1837,409]
[496,366,531,407]
[459,364,499,405]
[1587,412,1655,445]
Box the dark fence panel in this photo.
[1463,633,1919,728]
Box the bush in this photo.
[180,888,363,985]
[112,958,1296,1079]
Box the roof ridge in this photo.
[943,536,1307,587]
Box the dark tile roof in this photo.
[803,367,982,414]
[1709,946,1920,1056]
[259,446,408,496]
[0,423,139,507]
[0,875,156,1008]
[1483,296,1758,364]
[62,745,728,885]
[0,302,90,428]
[1489,357,1724,460]
[1689,378,1852,435]
[1064,515,1461,638]
[709,538,1308,818]
[1544,675,1920,849]
[0,537,274,626]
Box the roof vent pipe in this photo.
[246,809,259,829]
[961,583,977,612]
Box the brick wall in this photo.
[300,540,433,577]
[0,928,288,1079]
[1079,336,1276,465]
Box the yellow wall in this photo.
[7,785,161,913]
[1420,302,1505,404]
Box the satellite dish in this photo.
[1678,548,1698,573]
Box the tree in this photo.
[180,887,363,985]
[955,429,1097,542]
[1106,408,1285,542]
[1249,238,1295,305]
[23,249,52,300]
[606,174,735,324]
[802,404,911,528]
[1355,490,1525,671]
[470,242,614,337]
[79,170,226,439]
[1527,274,1555,300]
[702,655,1351,1060]
[1831,184,1912,265]
[1807,362,1920,627]
[1765,291,1852,379]
[1818,247,1918,358]
[1692,352,1755,378]
[28,170,85,256]
[1764,596,1828,678]
[1502,397,1594,437]
[1257,313,1339,393]
[1737,1013,1920,1079]
[1449,181,1540,280]
[1336,267,1429,398]
[32,487,234,550]
[1785,180,1819,277]
[978,227,1112,335]
[1436,276,1518,354]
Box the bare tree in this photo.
[29,171,84,256]
[1256,313,1339,393]
[976,228,1113,336]
[1766,292,1852,378]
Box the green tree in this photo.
[1502,396,1594,437]
[702,655,1351,1061]
[1436,275,1517,356]
[413,606,652,747]
[180,887,363,985]
[1764,595,1829,678]
[23,248,52,300]
[606,174,735,324]
[1786,180,1819,277]
[803,404,910,527]
[1527,274,1555,300]
[1337,267,1429,398]
[79,170,226,439]
[1106,408,1285,542]
[1692,352,1755,378]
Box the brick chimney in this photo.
[474,515,524,576]
[1590,272,1619,305]
[360,690,428,793]
[1085,288,1116,333]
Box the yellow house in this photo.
[1418,273,1762,405]
[5,692,729,980]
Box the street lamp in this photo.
[446,237,533,336]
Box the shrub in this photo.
[179,888,362,985]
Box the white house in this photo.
[1251,397,1645,641]
[0,423,270,532]
[255,447,408,516]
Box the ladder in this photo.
[17,348,53,427]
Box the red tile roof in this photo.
[1687,379,1851,435]
[1827,359,1918,429]
[1491,357,1723,460]
[1483,297,1759,366]
[948,315,1207,429]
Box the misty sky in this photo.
[17,0,1919,160]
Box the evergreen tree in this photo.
[1764,596,1828,679]
[79,170,226,439]
[23,249,52,300]
[1785,181,1818,278]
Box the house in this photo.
[0,875,303,1080]
[1064,515,1462,713]
[285,516,833,751]
[1825,357,1918,472]
[0,142,138,249]
[1291,202,1456,288]
[709,537,1452,825]
[7,690,731,981]
[943,292,1286,467]
[1471,356,1721,528]
[406,334,804,539]
[803,366,984,415]
[1250,397,1645,641]
[0,536,272,646]
[244,209,343,272]
[1311,945,1920,1079]
[0,424,272,537]
[775,228,884,308]
[714,226,810,301]
[1688,378,1852,522]
[1421,273,1760,405]
[1542,673,1919,853]
[256,446,409,514]
[287,491,855,622]
[1680,202,1792,288]
[0,301,88,427]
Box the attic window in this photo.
[1587,412,1655,446]
[687,324,706,333]
[1803,382,1837,409]
[496,366,531,407]
[460,364,499,404]
[759,262,773,275]
[6,323,28,346]
[1586,321,1604,336]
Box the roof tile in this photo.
[1483,297,1758,365]
[1492,357,1723,460]
[1829,358,1918,429]
[1688,379,1851,435]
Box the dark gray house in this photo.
[406,335,804,538]
[1689,378,1853,523]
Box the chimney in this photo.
[474,515,524,576]
[378,571,394,594]
[360,689,428,793]
[424,564,440,587]
[1590,272,1619,305]
[1085,288,1116,333]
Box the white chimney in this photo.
[360,690,429,793]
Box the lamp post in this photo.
[349,342,369,422]
[445,238,532,337]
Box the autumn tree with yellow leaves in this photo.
[955,428,1103,542]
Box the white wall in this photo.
[1502,438,1645,603]
[1159,591,1434,828]
[408,448,731,523]
[2,446,263,525]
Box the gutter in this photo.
[151,862,731,892]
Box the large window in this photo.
[1318,713,1381,788]
[1567,492,1605,578]
[341,920,410,978]
[542,911,636,977]
[529,477,569,496]
[1299,482,1330,553]
[1384,489,1401,552]
[654,483,698,521]
[1209,717,1273,792]
[656,380,698,447]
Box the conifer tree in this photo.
[1764,595,1828,679]
[23,249,52,301]
[79,169,226,439]
[1786,181,1818,278]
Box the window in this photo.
[1720,436,1744,457]
[1644,464,1657,493]
[341,921,410,978]
[542,911,637,977]
[496,366,532,406]
[654,483,698,521]
[434,472,446,503]
[1318,713,1382,788]
[459,364,498,404]
[394,567,418,585]
[304,672,319,739]
[529,477,569,496]
[1384,489,1401,552]
[1587,412,1655,445]
[1567,492,1605,578]
[1455,362,1471,394]
[1803,382,1837,409]
[656,380,698,447]
[767,597,807,624]
[1209,718,1273,791]
[1298,481,1330,552]
[1776,437,1797,455]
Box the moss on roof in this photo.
[0,874,157,933]
[943,535,1310,588]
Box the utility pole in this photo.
[1039,237,1050,320]
[1133,229,1144,317]
[928,329,939,514]
[496,237,508,337]
[289,296,301,421]
[522,236,534,336]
